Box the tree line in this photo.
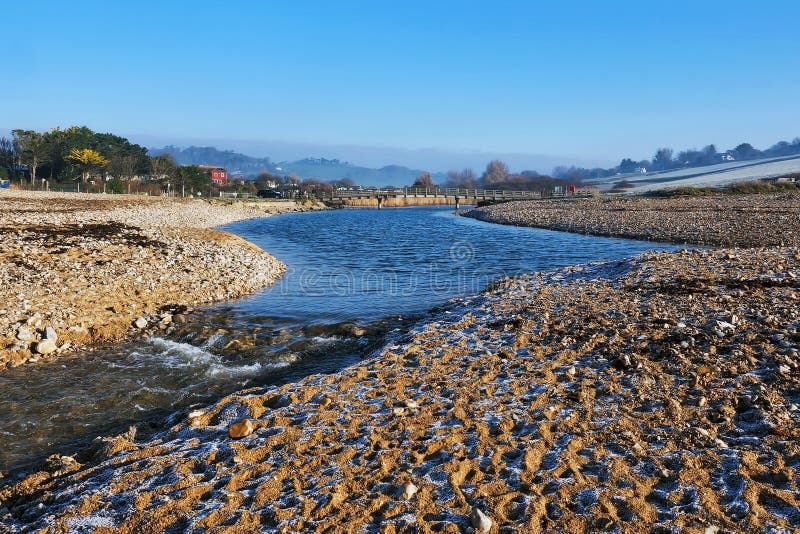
[0,126,213,194]
[411,160,573,193]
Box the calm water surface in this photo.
[0,207,679,472]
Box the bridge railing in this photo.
[318,187,544,200]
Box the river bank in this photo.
[461,193,800,247]
[0,190,325,370]
[2,246,799,532]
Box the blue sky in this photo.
[3,1,799,171]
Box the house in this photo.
[197,165,228,185]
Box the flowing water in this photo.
[0,207,680,473]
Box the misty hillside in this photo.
[149,146,273,177]
[149,146,443,186]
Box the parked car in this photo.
[257,189,283,199]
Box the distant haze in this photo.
[128,133,612,174]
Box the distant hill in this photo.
[275,158,445,186]
[149,146,443,186]
[149,146,273,177]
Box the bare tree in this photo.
[482,160,509,185]
[412,172,435,189]
[149,155,177,182]
[108,155,140,181]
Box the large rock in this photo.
[34,339,57,355]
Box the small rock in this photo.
[228,419,255,439]
[698,396,708,407]
[174,314,186,324]
[392,407,406,416]
[404,399,419,409]
[134,317,148,329]
[666,399,682,417]
[16,326,34,341]
[469,507,492,533]
[35,339,57,355]
[402,482,418,500]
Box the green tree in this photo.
[652,148,675,171]
[12,129,50,185]
[0,137,17,180]
[177,165,212,195]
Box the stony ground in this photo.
[0,190,323,369]
[462,193,800,247]
[2,248,798,533]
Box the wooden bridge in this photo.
[316,187,544,208]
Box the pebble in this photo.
[134,317,148,329]
[402,482,418,500]
[16,326,33,341]
[469,507,492,533]
[228,419,255,439]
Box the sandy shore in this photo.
[2,246,798,532]
[0,190,324,369]
[461,193,800,247]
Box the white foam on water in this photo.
[143,338,296,379]
[146,338,220,368]
[204,362,264,378]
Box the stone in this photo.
[402,482,418,500]
[34,339,57,355]
[134,317,148,329]
[16,326,33,341]
[45,326,58,342]
[174,314,186,324]
[228,419,255,439]
[469,507,492,533]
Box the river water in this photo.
[0,207,679,473]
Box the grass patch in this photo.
[644,179,799,198]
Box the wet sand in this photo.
[2,247,799,532]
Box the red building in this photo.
[198,165,228,185]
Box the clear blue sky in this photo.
[3,1,799,171]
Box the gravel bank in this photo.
[0,190,324,369]
[462,193,800,247]
[3,248,798,532]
